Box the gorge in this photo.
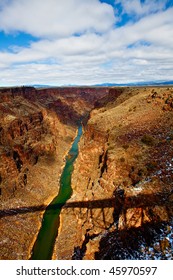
[0,86,173,260]
[31,125,83,260]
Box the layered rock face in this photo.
[0,86,110,259]
[1,86,172,260]
[54,87,173,260]
[0,87,74,259]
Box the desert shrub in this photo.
[133,106,137,111]
[120,157,125,163]
[122,144,129,150]
[107,144,115,152]
[146,161,157,171]
[141,134,156,146]
[122,180,130,187]
[134,154,143,160]
[129,166,147,185]
[169,133,173,140]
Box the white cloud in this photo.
[116,0,167,17]
[0,1,173,86]
[0,0,115,38]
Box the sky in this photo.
[0,0,173,86]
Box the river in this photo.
[30,125,83,260]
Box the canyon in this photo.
[0,86,172,259]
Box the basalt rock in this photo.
[54,87,173,260]
[0,86,112,259]
[1,86,173,260]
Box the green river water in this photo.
[31,125,83,260]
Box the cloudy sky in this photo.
[0,0,173,86]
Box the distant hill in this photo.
[27,81,173,88]
[95,81,173,87]
[30,84,55,88]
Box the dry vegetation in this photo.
[55,87,173,260]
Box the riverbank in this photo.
[30,125,83,260]
[0,125,76,260]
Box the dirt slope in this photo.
[54,87,173,260]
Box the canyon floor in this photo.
[0,86,173,260]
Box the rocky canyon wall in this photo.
[0,86,111,259]
[1,86,172,260]
[54,87,173,260]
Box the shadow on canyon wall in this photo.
[0,189,172,259]
[72,220,172,260]
[94,221,172,260]
[70,190,173,260]
[0,190,172,219]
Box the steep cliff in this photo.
[0,86,110,259]
[54,87,173,260]
[0,87,75,259]
[1,86,172,260]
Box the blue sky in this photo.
[0,0,173,86]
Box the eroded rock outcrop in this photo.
[54,87,173,260]
[0,89,75,259]
[0,86,110,259]
[1,86,172,260]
